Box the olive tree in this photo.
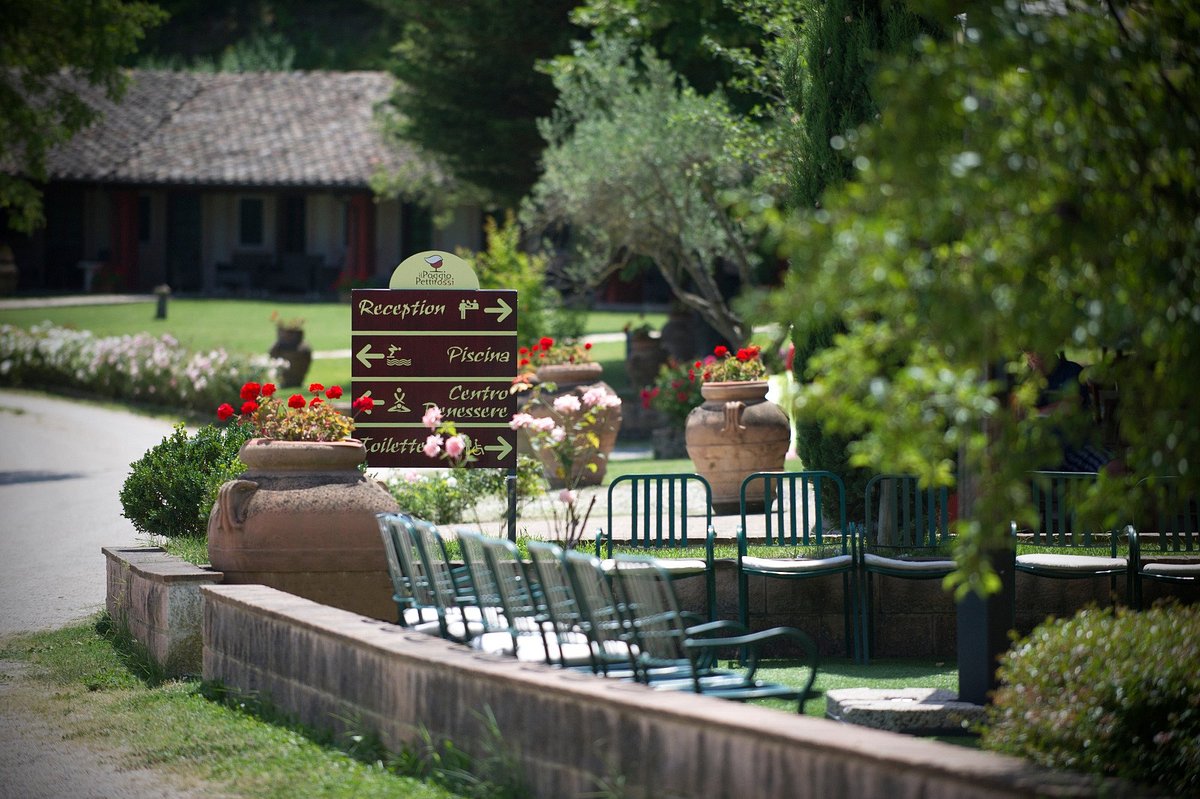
[523,36,784,345]
[764,0,1200,594]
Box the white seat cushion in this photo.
[1142,561,1200,577]
[1016,553,1126,573]
[741,554,853,573]
[600,558,707,575]
[863,553,957,574]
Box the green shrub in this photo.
[120,422,253,538]
[982,603,1200,794]
[384,455,545,526]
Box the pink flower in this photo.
[422,434,444,458]
[581,387,606,407]
[549,426,566,443]
[558,488,576,505]
[444,435,466,458]
[509,412,535,429]
[553,394,581,414]
[422,405,443,430]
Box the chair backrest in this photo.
[561,550,634,673]
[478,534,553,662]
[406,516,469,609]
[376,512,421,622]
[605,473,713,557]
[1136,476,1199,554]
[739,471,848,551]
[864,475,951,549]
[527,540,583,632]
[457,530,502,612]
[611,555,690,672]
[1027,471,1107,548]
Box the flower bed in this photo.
[0,322,281,414]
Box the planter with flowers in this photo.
[518,336,623,488]
[641,358,704,459]
[684,345,789,513]
[208,382,399,621]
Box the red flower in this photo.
[518,346,529,355]
[736,348,751,362]
[288,394,306,409]
[240,382,261,401]
[714,345,729,358]
[352,394,374,413]
[309,397,323,407]
[261,383,277,397]
[325,385,343,400]
[676,391,689,402]
[694,361,702,369]
[308,382,324,393]
[217,403,235,421]
[539,336,555,350]
[241,400,258,414]
[519,357,530,367]
[584,342,592,350]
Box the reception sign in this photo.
[351,252,518,468]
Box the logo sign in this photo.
[352,251,517,469]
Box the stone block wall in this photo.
[103,546,223,676]
[202,584,1132,799]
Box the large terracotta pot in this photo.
[685,381,789,514]
[528,363,623,489]
[207,438,400,621]
[268,326,312,388]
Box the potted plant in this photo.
[684,345,790,513]
[268,311,312,388]
[208,382,400,620]
[640,358,704,458]
[517,336,623,486]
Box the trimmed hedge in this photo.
[120,422,253,539]
[983,603,1200,795]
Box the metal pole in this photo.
[506,466,517,542]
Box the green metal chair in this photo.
[559,550,642,677]
[1131,476,1199,609]
[1014,471,1130,603]
[611,555,819,712]
[598,473,716,620]
[475,533,594,667]
[375,512,480,642]
[736,471,860,661]
[859,475,956,663]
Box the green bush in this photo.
[982,603,1200,794]
[120,422,253,538]
[384,456,545,526]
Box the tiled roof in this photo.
[46,69,424,189]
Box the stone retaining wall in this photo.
[102,546,223,676]
[202,583,1136,799]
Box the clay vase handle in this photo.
[722,400,747,434]
[217,479,258,532]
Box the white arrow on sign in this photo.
[356,343,384,369]
[484,297,513,324]
[484,437,513,460]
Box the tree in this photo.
[764,0,1200,593]
[523,37,782,345]
[784,0,934,518]
[374,0,581,210]
[0,0,165,233]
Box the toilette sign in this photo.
[351,251,518,468]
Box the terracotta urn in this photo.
[528,363,623,488]
[685,381,789,514]
[207,438,400,621]
[268,326,312,388]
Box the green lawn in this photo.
[0,299,655,395]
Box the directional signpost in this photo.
[351,251,518,471]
